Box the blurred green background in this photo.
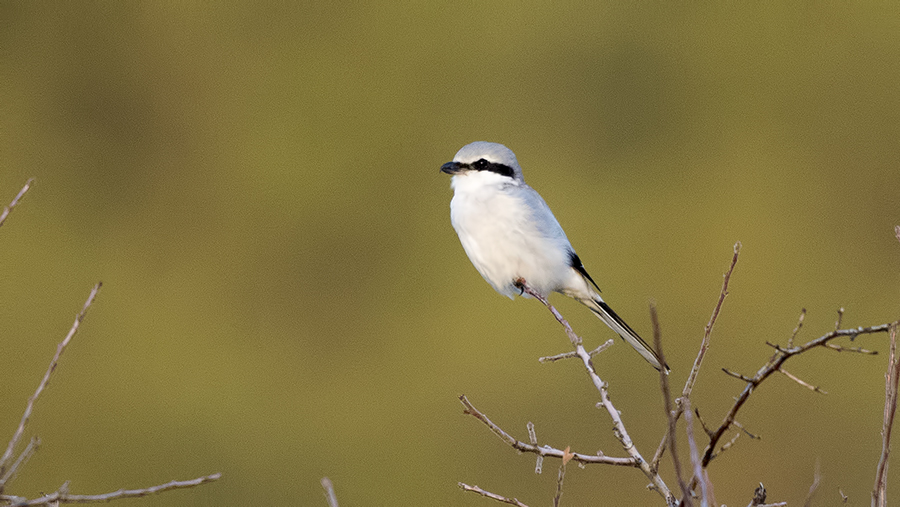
[2,3,899,505]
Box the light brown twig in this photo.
[459,483,530,507]
[825,342,877,355]
[788,309,806,348]
[517,282,673,502]
[873,323,899,507]
[703,321,896,467]
[651,303,690,506]
[322,477,339,507]
[683,398,710,506]
[0,179,34,229]
[654,243,741,469]
[778,368,827,394]
[0,438,39,487]
[553,447,572,507]
[539,340,613,363]
[683,242,741,400]
[4,473,221,506]
[458,395,634,466]
[0,283,101,489]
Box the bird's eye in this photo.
[473,159,489,170]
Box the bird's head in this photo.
[440,142,524,182]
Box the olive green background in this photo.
[2,3,899,506]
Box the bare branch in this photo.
[721,368,754,382]
[517,282,674,502]
[0,178,34,229]
[694,408,713,438]
[459,483,530,507]
[650,303,690,506]
[835,307,845,331]
[655,243,741,471]
[778,368,827,394]
[526,422,542,474]
[788,308,807,348]
[321,477,339,507]
[0,282,102,488]
[683,399,709,507]
[683,241,741,400]
[803,461,821,507]
[873,323,899,507]
[702,321,896,467]
[5,473,221,506]
[715,432,742,459]
[553,447,572,507]
[458,395,635,467]
[0,438,39,487]
[514,279,581,347]
[539,339,613,363]
[731,421,760,440]
[825,342,877,355]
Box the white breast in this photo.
[449,172,575,299]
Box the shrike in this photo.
[441,141,667,372]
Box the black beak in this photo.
[440,161,466,175]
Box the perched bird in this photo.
[441,141,667,372]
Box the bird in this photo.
[440,141,667,372]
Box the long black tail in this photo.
[580,297,669,373]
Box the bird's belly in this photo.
[450,193,568,298]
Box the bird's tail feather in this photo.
[579,297,669,373]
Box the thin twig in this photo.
[0,438,39,487]
[539,340,613,363]
[6,473,221,506]
[459,483,530,507]
[458,395,635,466]
[825,343,877,355]
[526,422,542,474]
[804,461,821,507]
[654,243,741,469]
[650,303,690,506]
[683,242,741,400]
[683,399,709,507]
[702,321,896,467]
[788,309,807,348]
[721,368,755,382]
[0,179,34,229]
[835,307,845,331]
[778,368,827,394]
[518,283,673,502]
[873,323,899,507]
[731,420,760,440]
[553,448,572,507]
[0,283,102,488]
[321,477,339,507]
